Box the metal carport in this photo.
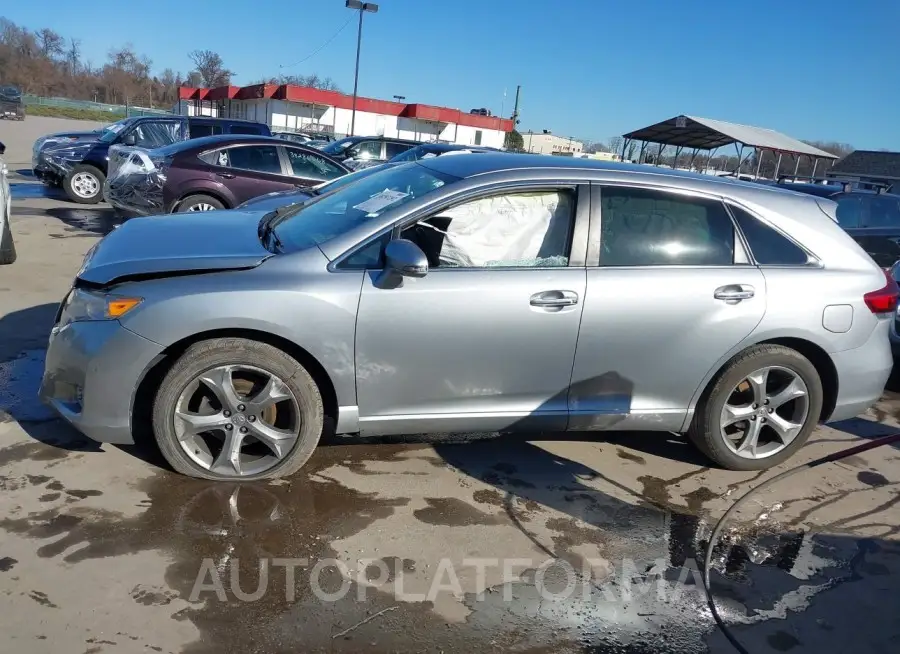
[621,115,838,180]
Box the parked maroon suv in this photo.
[103,134,350,215]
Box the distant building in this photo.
[826,150,900,191]
[574,151,622,162]
[523,131,584,156]
[175,84,513,149]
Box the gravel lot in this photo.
[2,117,900,654]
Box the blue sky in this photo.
[4,0,898,148]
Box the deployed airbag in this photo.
[429,191,572,268]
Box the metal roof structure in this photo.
[623,115,838,159]
[826,150,900,181]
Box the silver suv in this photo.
[41,155,896,480]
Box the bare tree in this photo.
[606,136,624,156]
[66,38,81,77]
[251,73,341,92]
[188,49,234,87]
[35,27,64,58]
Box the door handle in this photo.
[530,290,579,307]
[216,172,235,179]
[714,285,755,301]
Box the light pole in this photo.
[393,95,405,103]
[346,0,379,137]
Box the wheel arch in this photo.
[175,187,232,212]
[683,336,839,430]
[132,328,339,444]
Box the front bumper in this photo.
[40,319,164,444]
[828,319,894,422]
[104,174,164,216]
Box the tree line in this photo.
[0,18,339,109]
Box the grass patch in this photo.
[25,104,126,122]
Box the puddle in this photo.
[0,434,897,652]
[9,182,61,200]
[0,349,55,422]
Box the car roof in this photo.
[188,116,268,126]
[156,134,318,154]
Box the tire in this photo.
[0,210,16,265]
[687,344,823,471]
[63,164,105,204]
[151,338,324,481]
[177,194,225,213]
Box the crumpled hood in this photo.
[37,131,102,151]
[77,209,273,286]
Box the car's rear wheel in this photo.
[152,338,324,480]
[688,344,823,471]
[178,194,225,213]
[63,164,105,204]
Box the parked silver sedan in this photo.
[0,140,15,265]
[41,154,895,480]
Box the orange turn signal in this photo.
[105,297,142,318]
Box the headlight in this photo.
[58,288,142,328]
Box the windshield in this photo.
[389,146,428,163]
[98,118,135,143]
[321,137,358,155]
[269,162,458,253]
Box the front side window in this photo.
[286,148,345,181]
[129,121,182,148]
[729,205,809,265]
[352,141,383,160]
[599,187,734,266]
[225,145,282,174]
[400,190,575,268]
[270,162,456,253]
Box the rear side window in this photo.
[599,187,735,266]
[865,195,900,228]
[190,124,222,138]
[834,194,863,228]
[385,142,412,159]
[230,123,267,135]
[285,148,346,181]
[730,205,809,265]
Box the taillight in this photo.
[864,270,900,314]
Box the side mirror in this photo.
[374,239,428,288]
[121,133,136,147]
[0,141,5,155]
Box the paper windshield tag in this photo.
[353,189,409,214]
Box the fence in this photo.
[22,94,173,118]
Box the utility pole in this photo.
[510,85,521,126]
[346,1,379,136]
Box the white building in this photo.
[176,84,513,149]
[523,131,584,156]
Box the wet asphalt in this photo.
[2,118,900,654]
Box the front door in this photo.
[569,184,766,432]
[217,144,294,205]
[354,185,589,435]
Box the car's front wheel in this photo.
[63,164,105,204]
[152,338,325,480]
[688,344,823,471]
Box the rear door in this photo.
[215,144,294,205]
[569,184,766,431]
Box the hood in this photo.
[37,131,103,151]
[238,188,314,212]
[77,210,273,286]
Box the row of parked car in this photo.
[31,115,498,210]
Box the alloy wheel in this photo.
[719,365,810,460]
[71,172,99,198]
[174,364,301,477]
[188,203,217,211]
